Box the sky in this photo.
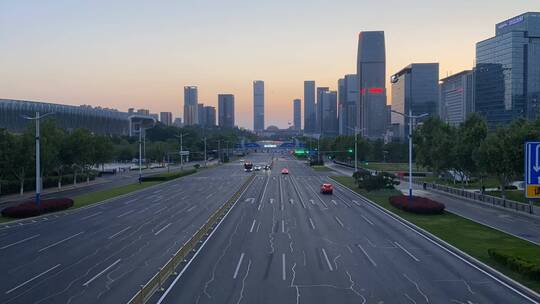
[1,0,539,129]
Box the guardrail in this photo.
[411,179,538,215]
[127,174,255,304]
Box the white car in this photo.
[254,165,261,171]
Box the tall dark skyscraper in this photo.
[218,94,235,128]
[316,87,329,134]
[321,90,338,136]
[293,99,301,130]
[475,12,540,129]
[253,80,265,131]
[357,31,387,138]
[338,74,358,135]
[183,86,198,125]
[203,106,216,127]
[303,81,316,133]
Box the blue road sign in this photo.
[525,141,540,198]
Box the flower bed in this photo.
[389,195,445,214]
[1,198,74,218]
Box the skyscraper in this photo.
[253,80,265,132]
[357,31,387,138]
[338,74,359,135]
[440,70,474,126]
[160,112,173,126]
[321,90,338,136]
[203,106,216,127]
[316,87,329,133]
[474,12,540,129]
[391,63,440,139]
[183,86,198,125]
[293,99,301,130]
[218,94,235,128]
[197,103,205,126]
[303,81,316,133]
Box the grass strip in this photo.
[311,165,332,172]
[331,175,540,293]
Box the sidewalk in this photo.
[328,162,540,246]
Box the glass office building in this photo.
[0,99,151,135]
[475,12,540,128]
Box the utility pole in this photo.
[204,137,207,167]
[22,112,54,206]
[217,140,221,163]
[138,125,143,183]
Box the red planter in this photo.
[1,198,74,218]
[389,195,445,214]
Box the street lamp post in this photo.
[204,137,207,167]
[22,111,54,206]
[175,133,187,170]
[346,127,366,174]
[391,109,427,199]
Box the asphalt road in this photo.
[0,155,268,304]
[330,162,540,246]
[157,155,537,303]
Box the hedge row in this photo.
[0,173,97,195]
[140,169,197,182]
[1,198,74,218]
[389,195,445,214]
[488,249,540,280]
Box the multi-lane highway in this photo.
[157,155,537,304]
[0,157,264,304]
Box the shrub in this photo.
[194,164,201,169]
[140,169,196,182]
[389,195,445,214]
[1,198,74,218]
[488,249,540,280]
[354,169,399,191]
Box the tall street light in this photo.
[346,126,366,174]
[175,133,187,170]
[22,111,55,206]
[391,109,427,199]
[129,115,155,183]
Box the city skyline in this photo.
[1,1,538,129]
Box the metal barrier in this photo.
[127,174,255,304]
[410,179,536,215]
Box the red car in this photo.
[281,168,289,174]
[320,183,333,194]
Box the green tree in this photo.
[6,130,34,195]
[452,114,487,186]
[414,117,456,176]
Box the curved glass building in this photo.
[0,99,152,135]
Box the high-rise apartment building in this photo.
[338,74,359,135]
[293,99,301,130]
[391,63,440,139]
[160,112,173,126]
[197,103,205,126]
[474,12,540,129]
[204,106,216,127]
[440,70,474,126]
[253,80,265,131]
[357,31,388,138]
[316,87,329,133]
[321,91,338,136]
[303,81,316,133]
[218,94,235,128]
[183,86,198,125]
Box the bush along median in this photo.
[331,175,540,293]
[140,169,197,182]
[1,198,74,218]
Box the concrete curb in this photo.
[331,178,540,303]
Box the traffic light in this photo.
[348,148,353,153]
[294,149,306,155]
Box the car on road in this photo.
[320,183,333,194]
[281,168,289,174]
[254,165,261,171]
[244,162,253,172]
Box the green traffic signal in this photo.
[348,149,353,153]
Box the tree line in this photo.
[0,120,257,196]
[414,113,540,198]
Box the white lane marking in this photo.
[82,259,121,287]
[334,216,344,228]
[38,231,84,252]
[357,244,377,267]
[281,202,284,211]
[123,198,137,205]
[256,223,261,232]
[186,205,197,212]
[154,223,172,236]
[394,241,420,262]
[258,203,262,211]
[289,199,294,204]
[154,206,167,214]
[108,226,132,239]
[352,200,361,207]
[308,218,315,230]
[249,220,256,233]
[320,200,328,209]
[331,200,338,206]
[6,264,61,294]
[269,198,274,204]
[309,199,316,205]
[282,253,286,280]
[117,210,134,218]
[81,212,102,220]
[321,248,334,271]
[136,207,149,214]
[206,193,213,199]
[0,234,40,250]
[301,200,306,209]
[361,215,374,226]
[281,220,285,233]
[233,253,245,279]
